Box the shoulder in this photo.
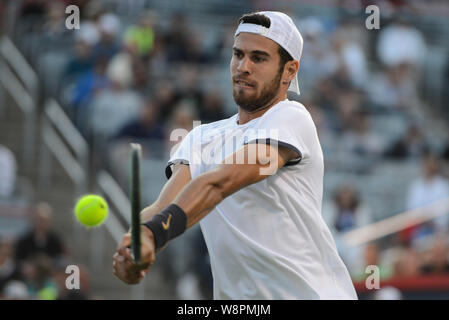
[279,100,311,118]
[261,100,314,127]
[176,115,236,147]
[192,115,237,134]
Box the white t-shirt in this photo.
[166,99,357,300]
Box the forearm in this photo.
[172,164,260,228]
[140,203,164,221]
[125,205,160,234]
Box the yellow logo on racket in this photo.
[162,214,172,230]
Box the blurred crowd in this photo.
[22,1,229,152]
[0,202,92,300]
[326,152,449,287]
[1,0,449,299]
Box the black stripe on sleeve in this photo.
[165,159,190,179]
[244,138,302,166]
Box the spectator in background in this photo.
[131,52,151,96]
[368,62,421,113]
[148,36,170,78]
[330,24,368,89]
[393,247,422,278]
[0,145,17,199]
[313,77,339,115]
[25,254,58,300]
[71,57,110,131]
[420,236,449,274]
[338,111,384,172]
[15,203,65,263]
[0,239,22,294]
[114,98,164,141]
[62,24,99,88]
[88,50,143,143]
[384,123,429,160]
[370,18,426,113]
[124,11,156,60]
[108,97,163,187]
[164,12,192,62]
[175,64,204,110]
[19,0,47,20]
[403,152,449,245]
[333,88,363,133]
[36,2,76,96]
[198,90,227,123]
[153,80,180,122]
[41,1,69,39]
[377,19,426,69]
[183,30,211,65]
[92,13,122,63]
[323,183,372,234]
[1,280,30,300]
[322,183,372,279]
[212,22,239,64]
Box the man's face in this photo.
[230,32,284,112]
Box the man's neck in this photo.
[237,94,287,125]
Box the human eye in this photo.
[252,55,265,63]
[233,50,243,58]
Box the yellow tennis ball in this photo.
[74,195,108,227]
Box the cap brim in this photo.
[288,75,300,95]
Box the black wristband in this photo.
[142,204,187,250]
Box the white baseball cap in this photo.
[234,11,303,94]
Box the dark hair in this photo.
[238,13,293,70]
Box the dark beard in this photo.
[233,70,282,112]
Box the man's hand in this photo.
[112,226,156,284]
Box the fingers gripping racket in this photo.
[130,143,142,264]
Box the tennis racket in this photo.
[130,143,142,264]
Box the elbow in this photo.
[199,168,237,206]
[199,174,229,206]
[212,175,235,201]
[206,182,226,206]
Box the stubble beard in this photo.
[233,70,282,113]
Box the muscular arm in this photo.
[174,143,298,228]
[113,142,298,284]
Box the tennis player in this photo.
[113,11,357,299]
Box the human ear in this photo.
[283,60,299,83]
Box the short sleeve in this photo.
[165,127,196,179]
[245,102,314,166]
